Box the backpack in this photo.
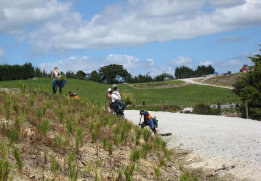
[153,119,158,128]
[117,99,126,112]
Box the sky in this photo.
[0,0,261,76]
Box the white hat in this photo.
[107,88,112,92]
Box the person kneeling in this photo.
[139,110,157,134]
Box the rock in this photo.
[206,173,214,177]
[226,167,230,171]
[231,165,236,169]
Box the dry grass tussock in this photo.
[0,89,193,181]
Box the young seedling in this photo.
[12,147,23,170]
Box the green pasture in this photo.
[130,80,184,88]
[0,78,239,106]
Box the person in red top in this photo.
[139,110,157,134]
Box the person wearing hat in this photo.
[111,84,122,114]
[139,110,157,134]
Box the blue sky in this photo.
[0,0,261,76]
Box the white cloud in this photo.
[169,56,193,66]
[0,49,4,56]
[0,0,261,53]
[199,60,213,66]
[217,36,245,43]
[38,54,174,76]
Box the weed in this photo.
[130,149,140,162]
[37,119,51,135]
[0,159,10,181]
[12,147,22,170]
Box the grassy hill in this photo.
[0,88,230,180]
[0,78,239,107]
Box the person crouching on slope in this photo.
[139,110,157,134]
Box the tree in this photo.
[76,70,86,80]
[88,70,103,83]
[175,66,195,79]
[99,64,131,84]
[233,49,261,120]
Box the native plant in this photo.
[12,147,22,170]
[37,119,50,135]
[66,120,74,135]
[4,102,10,121]
[135,128,142,146]
[50,156,59,177]
[75,128,83,152]
[55,135,63,148]
[124,164,136,181]
[0,159,10,181]
[130,149,140,163]
[142,129,151,142]
[141,143,152,159]
[6,127,19,144]
[67,152,78,181]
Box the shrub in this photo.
[193,104,218,115]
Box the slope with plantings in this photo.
[0,88,214,180]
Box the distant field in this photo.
[129,80,185,88]
[0,78,239,106]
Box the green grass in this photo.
[0,78,239,106]
[131,80,184,88]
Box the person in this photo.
[111,84,122,114]
[68,91,78,99]
[105,88,113,113]
[51,67,62,95]
[139,110,157,134]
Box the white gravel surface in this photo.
[125,110,261,181]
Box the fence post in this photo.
[245,100,249,119]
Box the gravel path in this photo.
[125,110,261,181]
[181,77,234,89]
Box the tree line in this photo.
[175,65,215,79]
[1,62,214,83]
